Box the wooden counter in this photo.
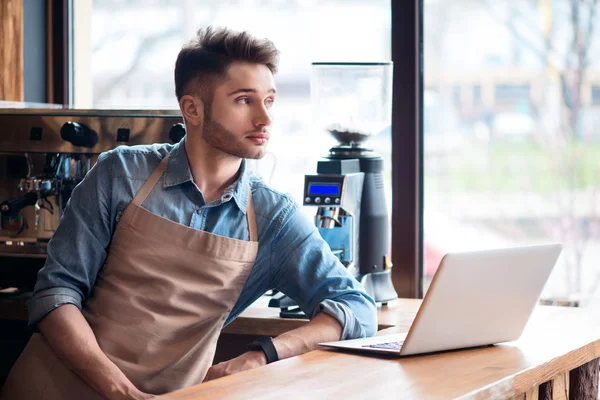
[221,296,420,336]
[160,301,600,400]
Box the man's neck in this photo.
[183,138,242,204]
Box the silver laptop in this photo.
[320,244,562,356]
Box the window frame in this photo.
[390,0,423,298]
[46,0,71,105]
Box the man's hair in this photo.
[174,26,280,103]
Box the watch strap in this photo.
[247,336,279,364]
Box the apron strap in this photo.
[132,156,169,207]
[246,189,258,242]
[132,154,258,242]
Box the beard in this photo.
[201,111,268,160]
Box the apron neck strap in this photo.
[246,191,257,242]
[132,154,258,242]
[132,156,168,207]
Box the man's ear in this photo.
[179,95,204,127]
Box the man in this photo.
[0,26,377,400]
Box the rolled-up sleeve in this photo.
[28,151,114,328]
[270,201,377,340]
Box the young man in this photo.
[0,27,377,400]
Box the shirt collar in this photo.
[163,138,250,214]
[231,159,250,214]
[163,138,194,188]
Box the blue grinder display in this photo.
[270,62,398,317]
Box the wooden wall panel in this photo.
[0,0,24,101]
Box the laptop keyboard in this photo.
[362,340,404,350]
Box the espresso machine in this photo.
[270,62,398,317]
[0,108,184,289]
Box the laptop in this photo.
[319,243,562,356]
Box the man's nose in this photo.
[253,104,272,127]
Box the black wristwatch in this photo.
[247,336,279,364]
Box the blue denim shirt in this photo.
[29,139,377,340]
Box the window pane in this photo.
[424,0,600,305]
[75,0,392,226]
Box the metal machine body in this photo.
[306,145,397,303]
[0,109,184,289]
[269,144,398,318]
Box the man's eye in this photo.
[265,98,275,107]
[237,98,250,104]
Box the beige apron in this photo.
[1,155,258,399]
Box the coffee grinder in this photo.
[270,62,397,317]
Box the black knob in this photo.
[169,123,186,144]
[60,121,99,148]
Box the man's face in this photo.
[202,62,276,160]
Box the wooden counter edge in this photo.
[458,338,600,399]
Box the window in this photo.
[452,84,461,107]
[424,0,600,305]
[494,84,531,108]
[473,84,483,107]
[591,85,600,105]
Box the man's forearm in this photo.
[204,310,344,381]
[38,304,150,400]
[273,311,342,360]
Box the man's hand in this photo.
[204,351,267,382]
[36,305,157,400]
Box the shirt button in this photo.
[196,209,202,215]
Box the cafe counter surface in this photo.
[161,300,600,400]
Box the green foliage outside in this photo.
[425,138,600,194]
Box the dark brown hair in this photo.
[174,26,280,102]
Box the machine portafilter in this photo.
[1,157,61,234]
[0,122,96,231]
